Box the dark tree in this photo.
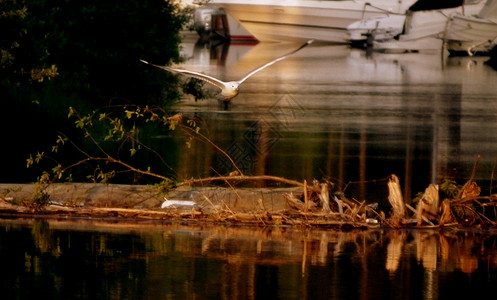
[0,0,188,182]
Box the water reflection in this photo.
[167,35,497,205]
[2,219,497,299]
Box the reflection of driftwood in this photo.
[416,184,440,226]
[385,231,406,273]
[387,175,405,225]
[414,232,438,271]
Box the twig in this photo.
[491,154,497,195]
[405,203,434,226]
[181,125,243,175]
[304,180,308,213]
[179,175,307,188]
[343,176,391,193]
[491,154,497,218]
[458,155,481,199]
[201,195,221,214]
[211,168,243,209]
[333,196,344,217]
[61,156,171,182]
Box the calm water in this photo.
[162,35,497,204]
[3,35,497,299]
[1,218,497,299]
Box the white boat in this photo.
[204,0,418,42]
[444,0,497,55]
[373,0,485,52]
[348,15,406,45]
[194,7,257,42]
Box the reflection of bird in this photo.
[140,40,313,102]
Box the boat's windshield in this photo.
[408,0,483,11]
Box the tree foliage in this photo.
[26,104,206,186]
[1,0,187,105]
[1,0,188,183]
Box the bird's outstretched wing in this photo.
[139,59,227,90]
[237,40,313,84]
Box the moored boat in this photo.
[373,0,485,53]
[194,6,257,42]
[203,0,418,42]
[347,14,406,45]
[444,0,497,55]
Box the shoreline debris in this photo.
[160,198,197,209]
[1,170,497,229]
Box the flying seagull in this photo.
[140,40,313,102]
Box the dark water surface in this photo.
[1,218,497,299]
[167,35,497,204]
[3,34,497,299]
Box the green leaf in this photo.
[68,107,76,118]
[26,155,34,168]
[125,110,134,119]
[56,135,67,144]
[35,152,44,163]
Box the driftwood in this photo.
[416,184,440,225]
[318,182,332,213]
[333,196,344,217]
[180,175,308,189]
[457,180,481,203]
[439,199,457,226]
[387,175,405,225]
[304,180,309,212]
[405,203,433,226]
[4,164,497,228]
[284,193,307,211]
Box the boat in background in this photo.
[444,0,497,55]
[203,0,417,43]
[194,6,257,42]
[373,0,485,52]
[347,15,406,45]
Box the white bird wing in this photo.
[237,40,313,84]
[139,59,227,90]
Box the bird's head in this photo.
[221,81,240,100]
[226,81,239,90]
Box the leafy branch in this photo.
[27,104,242,188]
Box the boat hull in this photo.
[445,14,497,54]
[374,1,485,52]
[206,0,417,42]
